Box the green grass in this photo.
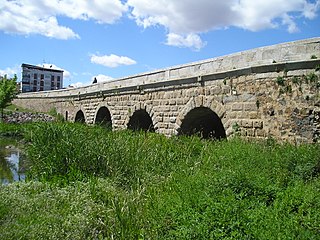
[0,122,27,137]
[0,122,320,239]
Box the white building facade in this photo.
[21,64,63,93]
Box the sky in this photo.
[0,0,320,88]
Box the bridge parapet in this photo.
[17,37,319,99]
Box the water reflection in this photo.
[0,138,25,184]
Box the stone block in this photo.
[227,112,237,119]
[249,112,258,119]
[170,106,178,112]
[210,86,221,95]
[241,119,253,128]
[112,115,121,120]
[155,116,163,122]
[232,103,243,111]
[195,96,203,107]
[169,100,176,105]
[176,99,184,105]
[255,129,266,137]
[222,86,231,94]
[223,95,238,104]
[244,102,257,111]
[246,129,255,137]
[253,120,263,129]
[169,117,176,123]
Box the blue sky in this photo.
[0,0,320,87]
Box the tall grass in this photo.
[0,122,319,239]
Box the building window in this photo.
[33,80,37,85]
[57,76,61,89]
[34,73,37,79]
[22,77,30,84]
[41,74,44,80]
[40,80,44,86]
[33,87,37,92]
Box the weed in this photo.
[223,78,227,85]
[232,122,240,135]
[286,85,292,94]
[292,76,300,85]
[48,108,65,122]
[306,72,318,83]
[311,55,318,59]
[276,76,285,86]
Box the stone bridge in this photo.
[14,38,320,143]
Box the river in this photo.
[0,138,26,184]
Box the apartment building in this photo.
[21,63,64,92]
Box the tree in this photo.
[0,74,17,122]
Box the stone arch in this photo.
[94,105,112,129]
[75,109,85,123]
[126,102,156,132]
[176,96,226,139]
[178,107,226,139]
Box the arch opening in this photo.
[178,107,226,140]
[95,107,112,129]
[75,110,85,123]
[127,109,155,132]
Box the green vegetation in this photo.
[0,75,17,122]
[223,78,227,85]
[0,123,320,239]
[0,122,27,137]
[292,76,300,85]
[48,107,65,122]
[276,76,285,86]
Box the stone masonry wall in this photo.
[13,38,320,143]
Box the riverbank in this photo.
[0,123,319,239]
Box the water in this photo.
[0,138,26,184]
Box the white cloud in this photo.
[93,74,114,82]
[69,82,85,88]
[0,0,127,39]
[91,54,137,68]
[281,14,299,33]
[68,74,114,88]
[1,0,319,48]
[302,0,320,19]
[166,33,206,51]
[38,63,71,79]
[0,66,19,78]
[127,0,320,49]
